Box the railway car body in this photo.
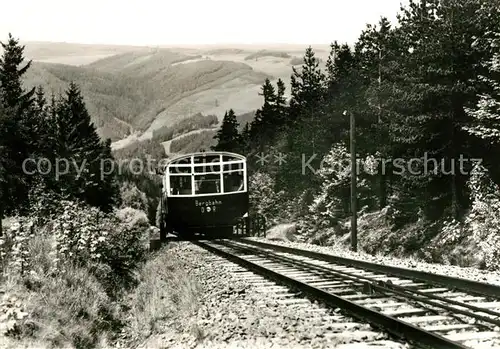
[159,151,248,239]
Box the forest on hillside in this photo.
[0,33,159,348]
[22,50,270,141]
[1,0,500,273]
[211,0,500,269]
[0,34,166,229]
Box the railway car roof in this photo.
[164,151,246,166]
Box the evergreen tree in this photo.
[277,47,329,195]
[0,33,35,111]
[98,138,121,211]
[0,34,36,220]
[355,17,400,209]
[322,42,360,149]
[212,109,241,152]
[0,102,18,236]
[250,79,278,149]
[240,122,251,155]
[275,78,287,126]
[289,47,326,115]
[54,82,119,210]
[325,42,357,94]
[388,0,500,221]
[31,86,51,155]
[463,32,500,142]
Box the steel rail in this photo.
[223,240,500,327]
[193,240,471,349]
[238,238,500,298]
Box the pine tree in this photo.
[274,78,288,129]
[98,138,121,211]
[326,42,357,93]
[54,82,119,210]
[322,42,360,148]
[212,109,241,152]
[277,47,328,195]
[0,102,17,236]
[0,34,36,220]
[463,32,500,142]
[31,86,50,154]
[355,17,399,209]
[250,79,278,149]
[0,33,35,110]
[289,47,326,123]
[240,122,251,154]
[385,0,500,222]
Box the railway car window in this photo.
[171,158,190,165]
[223,155,240,162]
[223,163,243,171]
[169,175,192,195]
[193,155,220,163]
[169,166,191,174]
[194,164,221,173]
[223,171,244,193]
[194,174,221,194]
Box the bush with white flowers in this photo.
[49,201,149,293]
[0,217,36,277]
[424,164,500,270]
[464,164,500,270]
[308,144,372,226]
[249,171,286,224]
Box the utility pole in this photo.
[347,110,357,252]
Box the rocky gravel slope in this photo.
[137,242,407,349]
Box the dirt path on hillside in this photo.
[161,127,217,154]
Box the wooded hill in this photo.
[211,0,500,268]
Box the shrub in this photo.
[120,181,149,212]
[0,217,36,277]
[0,233,123,349]
[415,164,500,269]
[0,197,151,348]
[307,145,374,227]
[117,165,162,225]
[1,201,149,297]
[249,171,283,224]
[465,164,500,270]
[51,201,149,295]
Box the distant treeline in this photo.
[151,113,218,142]
[289,56,304,65]
[112,139,166,162]
[169,129,217,153]
[244,50,291,60]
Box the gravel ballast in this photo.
[138,242,407,349]
[248,236,500,286]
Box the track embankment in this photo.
[194,239,500,349]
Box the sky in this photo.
[2,0,409,46]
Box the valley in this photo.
[18,41,330,155]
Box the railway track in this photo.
[199,248,407,348]
[194,239,500,349]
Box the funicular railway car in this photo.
[159,151,248,240]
